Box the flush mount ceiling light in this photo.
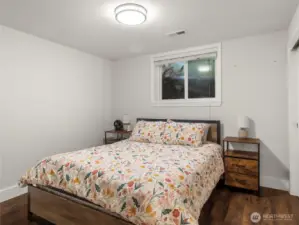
[115,3,147,25]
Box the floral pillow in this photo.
[162,121,210,147]
[129,121,166,144]
[194,122,211,143]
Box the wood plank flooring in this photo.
[1,187,298,225]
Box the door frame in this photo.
[288,48,299,196]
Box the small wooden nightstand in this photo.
[104,130,132,144]
[223,137,260,196]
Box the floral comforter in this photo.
[20,140,224,225]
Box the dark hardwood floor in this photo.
[1,187,298,225]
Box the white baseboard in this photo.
[261,176,289,191]
[0,176,290,203]
[0,184,28,203]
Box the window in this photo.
[151,43,221,106]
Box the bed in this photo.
[21,118,224,225]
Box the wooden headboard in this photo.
[136,118,221,145]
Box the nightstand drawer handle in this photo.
[232,164,246,168]
[235,178,247,185]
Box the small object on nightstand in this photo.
[104,130,132,145]
[223,136,260,196]
[114,120,124,131]
[238,116,249,138]
[126,124,132,131]
[122,114,131,131]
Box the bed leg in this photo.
[27,190,33,222]
[28,212,33,221]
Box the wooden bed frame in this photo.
[28,118,221,225]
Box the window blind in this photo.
[154,52,217,66]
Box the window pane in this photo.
[188,58,215,99]
[161,62,185,100]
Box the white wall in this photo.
[289,6,299,49]
[111,31,289,190]
[0,25,111,201]
[288,5,299,196]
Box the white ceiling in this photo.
[0,0,298,60]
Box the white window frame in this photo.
[151,43,222,107]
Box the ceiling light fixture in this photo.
[115,3,147,25]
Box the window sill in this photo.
[151,100,222,107]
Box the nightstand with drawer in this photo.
[223,137,260,196]
[104,130,132,145]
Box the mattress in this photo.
[20,140,224,225]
